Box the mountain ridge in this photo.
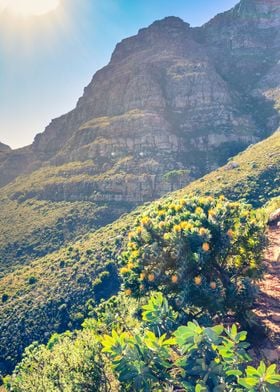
[1,0,280,188]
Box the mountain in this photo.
[1,0,280,373]
[0,129,279,374]
[1,0,280,273]
[1,6,279,189]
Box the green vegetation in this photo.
[163,169,191,190]
[121,196,265,322]
[0,132,279,374]
[181,131,280,208]
[4,293,280,391]
[0,159,148,277]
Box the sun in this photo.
[0,0,61,17]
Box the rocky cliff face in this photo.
[0,0,279,204]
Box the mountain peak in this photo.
[111,16,190,63]
[146,16,190,30]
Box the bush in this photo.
[120,195,266,319]
[27,276,37,285]
[101,293,280,391]
[4,331,108,392]
[5,293,280,392]
[2,293,9,303]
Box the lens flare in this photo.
[0,0,60,17]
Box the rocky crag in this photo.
[0,0,279,266]
[1,0,280,199]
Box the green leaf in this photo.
[266,364,277,376]
[231,324,237,339]
[226,370,242,377]
[238,377,259,387]
[212,325,224,336]
[237,331,247,341]
[195,384,207,392]
[246,366,261,377]
[257,361,266,376]
[266,375,280,384]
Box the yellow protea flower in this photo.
[120,267,129,274]
[219,195,226,201]
[163,233,171,241]
[202,242,210,252]
[131,250,139,259]
[199,227,207,236]
[148,273,155,282]
[159,221,165,229]
[194,276,202,286]
[139,272,146,281]
[125,289,132,296]
[141,216,151,226]
[234,256,242,267]
[227,229,234,238]
[169,204,176,210]
[171,275,178,284]
[127,262,135,270]
[135,226,143,235]
[210,281,217,289]
[239,247,246,255]
[158,210,165,217]
[179,199,187,206]
[128,232,136,240]
[181,221,192,230]
[250,260,257,269]
[195,207,203,215]
[127,242,137,249]
[175,204,182,212]
[173,225,181,233]
[208,209,216,218]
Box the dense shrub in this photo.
[102,293,280,391]
[1,293,9,303]
[5,293,280,391]
[120,196,266,319]
[27,276,37,285]
[4,331,109,392]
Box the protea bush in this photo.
[120,195,265,318]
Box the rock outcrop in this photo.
[0,0,279,203]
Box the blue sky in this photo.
[0,0,238,149]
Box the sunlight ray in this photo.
[0,0,61,17]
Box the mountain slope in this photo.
[1,0,280,272]
[0,130,279,374]
[0,0,279,192]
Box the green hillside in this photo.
[0,161,136,276]
[0,131,279,373]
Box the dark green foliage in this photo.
[121,196,265,320]
[27,276,37,285]
[4,332,108,392]
[102,294,280,391]
[1,293,9,303]
[4,293,280,391]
